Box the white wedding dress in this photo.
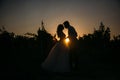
[41,40,71,72]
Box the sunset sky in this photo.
[0,0,120,37]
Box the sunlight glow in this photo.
[65,38,70,43]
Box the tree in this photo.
[36,21,54,62]
[93,22,111,47]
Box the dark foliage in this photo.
[0,22,119,79]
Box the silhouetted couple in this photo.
[41,21,78,73]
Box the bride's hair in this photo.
[57,24,65,38]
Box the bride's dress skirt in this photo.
[41,42,71,72]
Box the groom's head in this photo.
[63,21,70,28]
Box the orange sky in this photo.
[0,0,120,38]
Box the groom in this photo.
[63,21,78,70]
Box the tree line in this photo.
[0,21,119,79]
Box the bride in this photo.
[41,24,71,73]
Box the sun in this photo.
[65,38,70,43]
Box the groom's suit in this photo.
[67,25,78,70]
